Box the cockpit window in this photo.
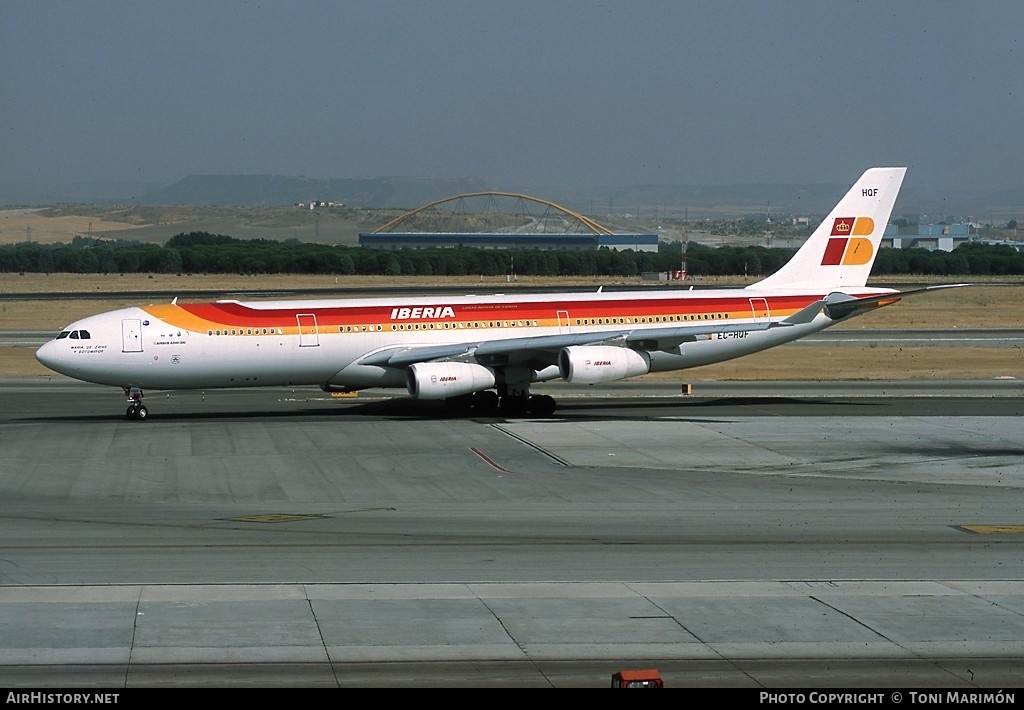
[78,330,91,339]
[69,331,79,339]
[56,331,70,340]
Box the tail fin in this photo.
[749,167,906,291]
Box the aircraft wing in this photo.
[359,320,775,370]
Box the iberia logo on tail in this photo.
[821,217,875,265]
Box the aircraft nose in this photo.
[35,340,61,372]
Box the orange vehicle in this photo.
[610,669,664,688]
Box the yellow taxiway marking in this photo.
[958,525,1024,534]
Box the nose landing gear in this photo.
[123,387,148,421]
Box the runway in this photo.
[1,377,1023,688]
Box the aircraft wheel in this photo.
[529,394,557,417]
[445,394,474,412]
[126,405,136,420]
[134,404,149,421]
[472,390,499,412]
[499,395,529,416]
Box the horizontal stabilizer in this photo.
[823,283,974,320]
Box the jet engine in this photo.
[558,345,651,384]
[407,362,496,399]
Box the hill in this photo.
[5,174,1021,225]
[134,175,494,209]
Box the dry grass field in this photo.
[0,206,371,246]
[0,208,140,244]
[1,273,1021,382]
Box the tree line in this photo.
[1,231,1022,278]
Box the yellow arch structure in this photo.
[372,191,615,236]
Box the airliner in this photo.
[35,167,955,420]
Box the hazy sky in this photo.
[3,0,1022,195]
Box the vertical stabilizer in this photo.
[749,167,906,291]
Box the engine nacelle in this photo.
[558,345,651,384]
[407,362,496,400]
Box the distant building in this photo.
[975,236,1024,252]
[295,200,342,209]
[882,224,973,252]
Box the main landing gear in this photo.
[124,387,148,421]
[444,390,557,417]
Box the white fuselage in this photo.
[35,285,887,393]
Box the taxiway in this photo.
[0,378,1022,687]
